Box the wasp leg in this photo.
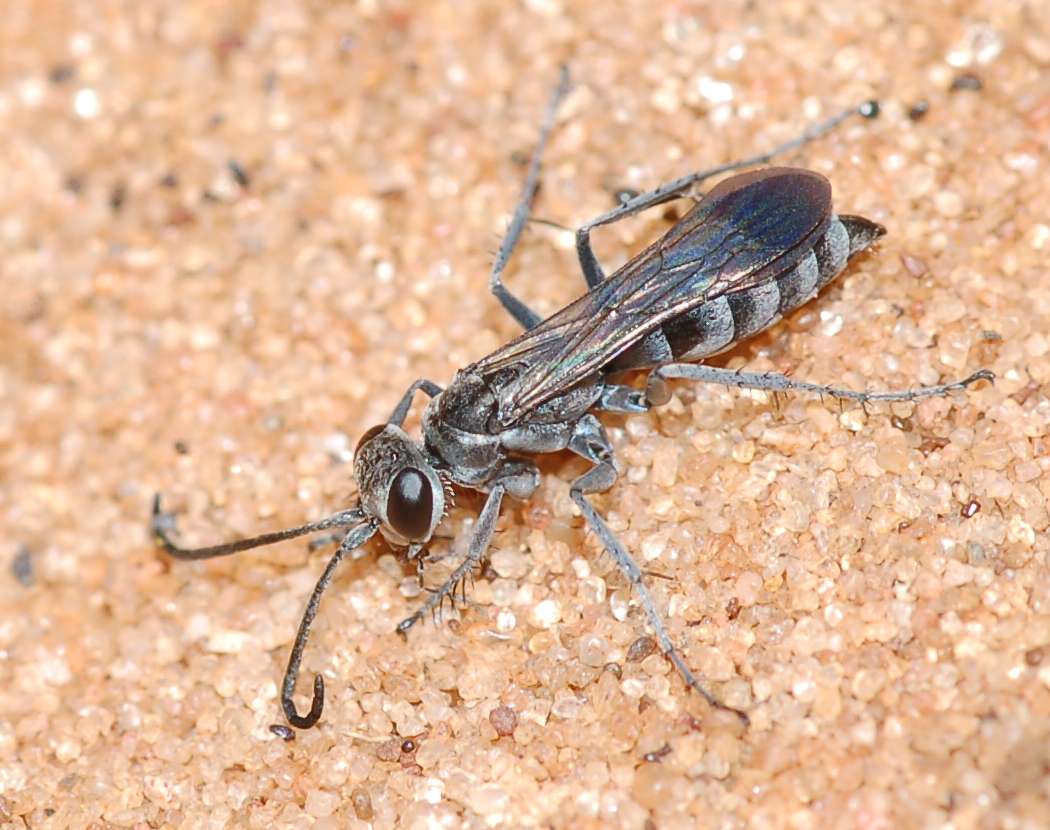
[307,530,350,552]
[396,483,506,634]
[574,100,879,288]
[596,383,650,414]
[396,458,540,633]
[645,364,994,408]
[490,66,572,331]
[386,378,443,426]
[565,415,749,724]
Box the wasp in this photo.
[153,69,991,729]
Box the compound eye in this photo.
[355,424,386,455]
[386,467,434,542]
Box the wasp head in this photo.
[353,424,447,548]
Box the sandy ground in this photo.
[2,1,1048,828]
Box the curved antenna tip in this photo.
[150,492,178,552]
[283,674,325,730]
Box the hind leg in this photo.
[573,100,879,286]
[644,364,993,408]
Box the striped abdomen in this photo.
[610,213,884,371]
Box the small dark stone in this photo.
[489,705,518,737]
[907,100,930,121]
[919,436,950,455]
[960,499,980,519]
[858,99,880,119]
[11,545,33,587]
[351,788,374,821]
[1025,647,1045,667]
[642,743,672,762]
[626,636,657,662]
[950,73,983,92]
[228,159,250,189]
[1010,381,1041,406]
[268,724,295,741]
[49,64,76,84]
[110,184,127,212]
[400,738,417,754]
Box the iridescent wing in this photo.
[472,168,834,428]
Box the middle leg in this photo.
[566,414,749,723]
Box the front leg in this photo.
[395,483,505,634]
[387,378,443,426]
[566,415,748,723]
[396,460,540,633]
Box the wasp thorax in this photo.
[353,424,445,545]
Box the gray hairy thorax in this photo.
[422,364,603,491]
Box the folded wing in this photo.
[472,167,833,428]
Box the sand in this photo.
[2,1,1048,827]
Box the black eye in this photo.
[386,468,433,541]
[355,424,386,455]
